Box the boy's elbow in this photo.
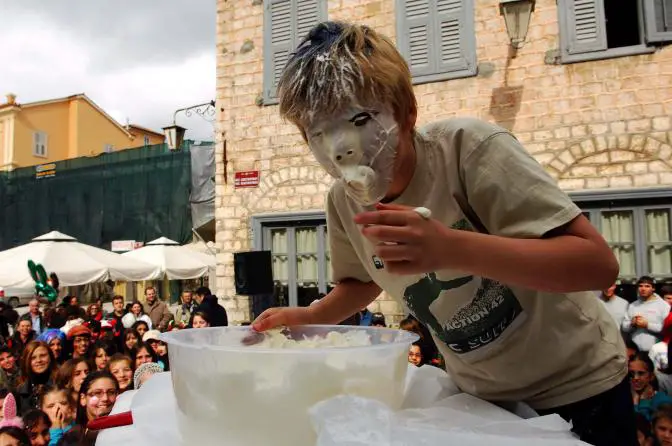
[594,252,620,291]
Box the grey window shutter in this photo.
[295,0,322,43]
[435,0,476,75]
[264,0,294,103]
[560,0,607,54]
[644,0,672,42]
[398,0,434,78]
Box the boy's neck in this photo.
[383,132,416,202]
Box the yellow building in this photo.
[0,93,164,171]
[126,124,166,147]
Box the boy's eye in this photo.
[349,112,374,127]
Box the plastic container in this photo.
[160,325,418,446]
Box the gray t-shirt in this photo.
[622,296,670,351]
[599,294,629,327]
[326,118,626,410]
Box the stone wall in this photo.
[215,0,672,324]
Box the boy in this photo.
[623,276,670,352]
[253,21,632,445]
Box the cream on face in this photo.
[306,105,398,206]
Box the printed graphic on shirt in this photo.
[402,218,524,354]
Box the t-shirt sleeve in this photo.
[326,188,372,284]
[461,132,582,238]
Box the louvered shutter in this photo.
[562,0,607,54]
[435,0,474,74]
[295,0,321,44]
[264,0,294,103]
[398,0,433,77]
[644,0,672,42]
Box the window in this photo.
[582,205,672,282]
[557,0,672,64]
[263,0,327,104]
[396,0,477,84]
[32,131,47,157]
[144,136,150,146]
[104,144,114,153]
[252,212,333,312]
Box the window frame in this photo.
[571,187,672,282]
[395,0,478,85]
[251,211,331,307]
[557,0,655,64]
[32,131,48,158]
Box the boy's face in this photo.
[305,105,399,206]
[638,282,654,298]
[664,294,672,306]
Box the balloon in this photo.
[27,260,59,303]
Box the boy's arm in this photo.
[308,279,382,324]
[360,130,617,293]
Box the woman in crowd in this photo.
[121,302,152,331]
[66,326,91,360]
[106,354,133,393]
[75,371,119,445]
[142,331,169,371]
[131,343,159,370]
[56,359,89,406]
[16,342,57,415]
[122,329,139,356]
[84,303,103,324]
[130,321,150,339]
[9,318,36,358]
[88,341,116,372]
[630,352,672,420]
[399,316,444,368]
[191,311,210,329]
[36,330,66,365]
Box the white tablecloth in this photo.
[96,366,587,446]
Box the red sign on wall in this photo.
[234,171,260,188]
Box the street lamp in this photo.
[163,100,216,151]
[499,0,535,49]
[162,124,187,151]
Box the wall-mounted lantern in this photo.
[499,0,536,49]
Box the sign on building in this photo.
[234,171,260,188]
[35,163,56,179]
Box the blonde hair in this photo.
[278,21,416,130]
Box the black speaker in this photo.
[234,251,274,295]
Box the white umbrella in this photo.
[0,231,162,289]
[122,237,216,280]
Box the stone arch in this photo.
[544,134,672,180]
[244,164,333,214]
[544,134,672,190]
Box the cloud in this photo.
[0,1,216,140]
[2,0,215,71]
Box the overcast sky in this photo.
[0,0,216,140]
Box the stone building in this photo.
[215,0,672,324]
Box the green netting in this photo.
[0,142,193,251]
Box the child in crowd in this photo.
[106,354,133,393]
[39,387,75,446]
[652,404,672,446]
[22,409,50,446]
[0,426,30,445]
[253,20,631,445]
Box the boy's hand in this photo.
[252,307,314,332]
[355,203,451,275]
